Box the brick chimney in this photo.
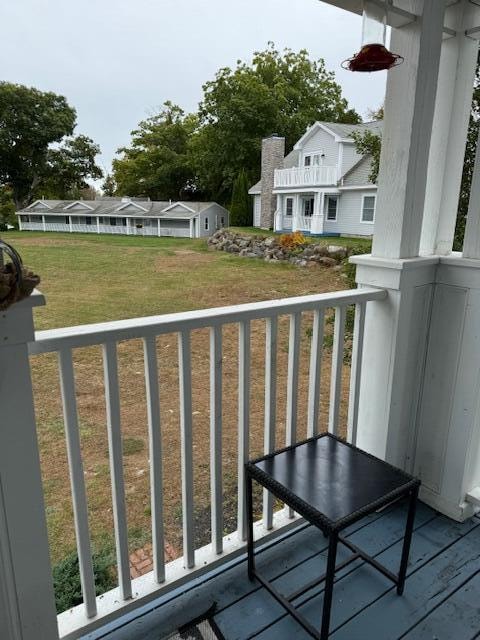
[260,134,285,229]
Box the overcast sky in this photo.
[1,0,387,178]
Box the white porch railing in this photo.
[22,286,386,638]
[297,216,312,232]
[20,222,192,238]
[274,166,337,188]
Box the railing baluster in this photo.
[237,320,251,541]
[328,306,347,436]
[307,309,325,438]
[58,348,97,618]
[178,330,195,568]
[102,341,132,600]
[143,336,165,583]
[263,316,278,530]
[286,312,301,519]
[286,312,301,446]
[347,303,366,446]
[210,326,223,554]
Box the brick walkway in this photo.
[129,541,178,578]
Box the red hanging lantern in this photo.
[342,1,404,72]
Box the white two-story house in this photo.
[249,120,382,236]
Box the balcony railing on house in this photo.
[26,286,385,639]
[274,165,338,188]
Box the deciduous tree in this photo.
[191,43,360,202]
[112,102,198,201]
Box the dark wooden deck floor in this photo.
[92,500,480,640]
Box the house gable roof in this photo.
[63,201,94,211]
[116,201,148,213]
[341,154,376,187]
[294,120,383,149]
[26,200,52,210]
[162,202,195,214]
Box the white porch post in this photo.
[158,218,161,237]
[353,0,446,469]
[274,195,283,232]
[42,215,46,232]
[96,216,100,233]
[292,194,300,232]
[421,1,479,255]
[18,215,22,231]
[68,215,72,232]
[353,0,480,522]
[310,191,324,235]
[189,219,193,238]
[0,292,58,639]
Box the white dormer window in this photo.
[304,155,311,167]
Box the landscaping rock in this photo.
[207,230,348,269]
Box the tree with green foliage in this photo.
[112,102,198,201]
[190,43,359,202]
[351,129,382,184]
[230,170,252,226]
[454,52,480,249]
[0,82,102,208]
[33,135,103,201]
[102,173,117,196]
[0,187,16,229]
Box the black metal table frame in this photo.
[245,435,420,640]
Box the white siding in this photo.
[323,189,376,236]
[341,142,363,176]
[253,195,261,227]
[199,203,229,237]
[343,156,374,187]
[300,128,338,168]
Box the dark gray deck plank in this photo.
[94,505,389,640]
[253,514,479,639]
[330,520,480,640]
[400,569,480,640]
[213,503,436,639]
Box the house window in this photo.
[220,216,225,226]
[65,216,70,224]
[205,217,209,230]
[85,216,92,225]
[110,217,117,226]
[304,155,311,167]
[122,218,127,226]
[326,196,338,221]
[285,197,293,216]
[361,195,376,222]
[303,197,315,217]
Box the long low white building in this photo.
[16,197,230,238]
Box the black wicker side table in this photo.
[245,433,420,640]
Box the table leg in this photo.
[320,533,338,640]
[246,471,255,581]
[397,486,419,595]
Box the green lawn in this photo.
[5,230,363,567]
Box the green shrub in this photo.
[52,548,116,613]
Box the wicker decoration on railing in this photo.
[0,240,40,310]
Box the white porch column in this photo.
[68,215,72,232]
[353,0,446,470]
[421,1,480,255]
[189,219,193,238]
[158,218,161,237]
[292,194,301,232]
[274,195,283,232]
[42,215,46,232]
[310,191,324,235]
[18,216,22,231]
[96,216,100,233]
[0,292,58,639]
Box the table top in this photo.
[247,434,419,532]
